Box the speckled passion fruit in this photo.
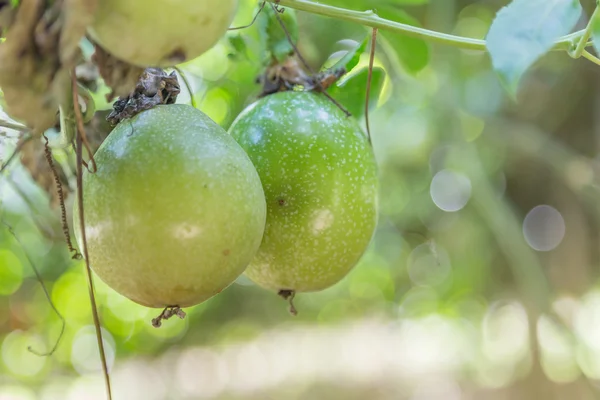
[228,91,379,294]
[73,104,266,308]
[87,0,238,67]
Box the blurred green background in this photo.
[2,0,600,399]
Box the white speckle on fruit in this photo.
[85,221,112,241]
[311,209,335,234]
[172,223,203,240]
[317,109,330,122]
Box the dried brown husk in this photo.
[106,68,180,126]
[0,0,97,134]
[256,56,345,97]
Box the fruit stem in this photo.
[570,5,599,59]
[582,49,600,66]
[278,290,298,316]
[151,306,187,328]
[73,71,113,400]
[267,0,589,52]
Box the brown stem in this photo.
[42,134,81,260]
[278,289,298,316]
[74,89,113,400]
[151,306,186,328]
[173,67,197,109]
[364,28,377,145]
[270,2,313,74]
[269,2,350,116]
[228,1,266,30]
[72,71,97,173]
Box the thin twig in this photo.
[320,90,351,116]
[571,6,599,59]
[0,134,33,175]
[270,2,313,73]
[151,306,186,328]
[228,0,267,30]
[173,67,197,109]
[75,91,113,400]
[265,0,588,52]
[582,50,600,67]
[0,119,29,132]
[278,289,298,316]
[2,221,66,357]
[364,28,377,145]
[269,2,351,116]
[71,70,97,173]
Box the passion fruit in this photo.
[228,91,379,294]
[87,0,238,67]
[73,104,266,308]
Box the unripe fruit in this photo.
[228,91,378,293]
[88,0,238,67]
[73,104,266,308]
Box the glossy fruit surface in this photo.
[88,0,238,67]
[73,104,266,308]
[228,91,378,292]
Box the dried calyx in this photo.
[256,56,346,98]
[106,68,181,126]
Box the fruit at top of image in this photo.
[73,104,267,308]
[228,91,379,294]
[87,0,238,67]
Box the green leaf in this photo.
[328,67,385,118]
[257,5,299,63]
[376,7,430,74]
[486,0,582,97]
[315,2,430,74]
[226,34,249,61]
[328,35,369,74]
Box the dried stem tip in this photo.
[151,306,186,328]
[278,289,298,316]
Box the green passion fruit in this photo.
[228,91,379,294]
[87,0,238,67]
[73,104,266,308]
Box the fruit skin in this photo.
[73,104,266,308]
[228,91,378,293]
[87,0,238,67]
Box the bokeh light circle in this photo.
[430,170,472,212]
[523,205,565,252]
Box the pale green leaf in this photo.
[376,6,430,74]
[329,35,369,74]
[486,0,582,97]
[328,67,386,118]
